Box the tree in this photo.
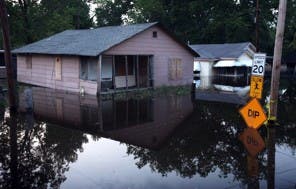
[94,0,133,26]
[40,0,93,35]
[127,0,279,54]
[1,0,93,49]
[283,0,296,54]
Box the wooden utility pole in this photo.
[255,0,260,52]
[269,0,287,121]
[0,0,17,110]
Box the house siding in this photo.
[17,25,194,94]
[17,55,86,93]
[104,26,194,87]
[19,86,193,149]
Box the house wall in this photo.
[237,53,253,67]
[18,86,194,149]
[194,60,214,77]
[104,26,194,87]
[17,54,98,95]
[19,86,101,133]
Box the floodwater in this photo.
[0,77,295,189]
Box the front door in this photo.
[138,56,149,88]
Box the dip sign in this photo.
[239,53,267,130]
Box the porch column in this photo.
[125,55,128,90]
[112,56,116,90]
[147,56,150,87]
[136,55,139,88]
[97,55,102,95]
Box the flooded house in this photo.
[190,42,256,77]
[18,86,194,149]
[13,22,198,95]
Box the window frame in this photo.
[80,57,98,81]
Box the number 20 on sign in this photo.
[252,53,266,77]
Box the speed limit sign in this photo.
[252,53,266,77]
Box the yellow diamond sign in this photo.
[239,98,267,129]
[239,128,265,157]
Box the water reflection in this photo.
[0,110,88,189]
[194,76,250,104]
[0,78,295,188]
[19,87,194,149]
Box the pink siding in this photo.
[105,95,193,148]
[18,86,193,149]
[17,55,98,94]
[79,80,97,95]
[17,25,194,94]
[104,26,194,87]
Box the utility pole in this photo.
[255,0,260,52]
[0,0,17,111]
[269,0,287,122]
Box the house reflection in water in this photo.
[18,86,194,149]
[193,75,250,105]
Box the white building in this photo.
[190,42,256,77]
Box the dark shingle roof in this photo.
[13,22,159,56]
[190,42,255,59]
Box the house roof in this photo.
[13,22,198,57]
[190,42,255,59]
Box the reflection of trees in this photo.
[0,112,88,189]
[274,79,296,150]
[127,86,296,186]
[127,101,268,183]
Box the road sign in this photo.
[239,127,265,157]
[239,98,267,129]
[249,76,264,99]
[252,53,266,77]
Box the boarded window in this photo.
[26,56,32,69]
[80,57,98,81]
[168,58,183,80]
[115,55,134,76]
[55,57,62,80]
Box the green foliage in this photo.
[1,0,295,55]
[127,0,280,54]
[1,0,93,49]
[101,85,191,101]
[284,0,296,54]
[94,0,133,26]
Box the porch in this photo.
[79,55,153,94]
[100,55,153,92]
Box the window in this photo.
[114,55,134,76]
[168,58,183,80]
[26,56,32,69]
[153,31,157,38]
[55,57,62,80]
[80,57,97,81]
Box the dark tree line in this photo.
[1,0,296,55]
